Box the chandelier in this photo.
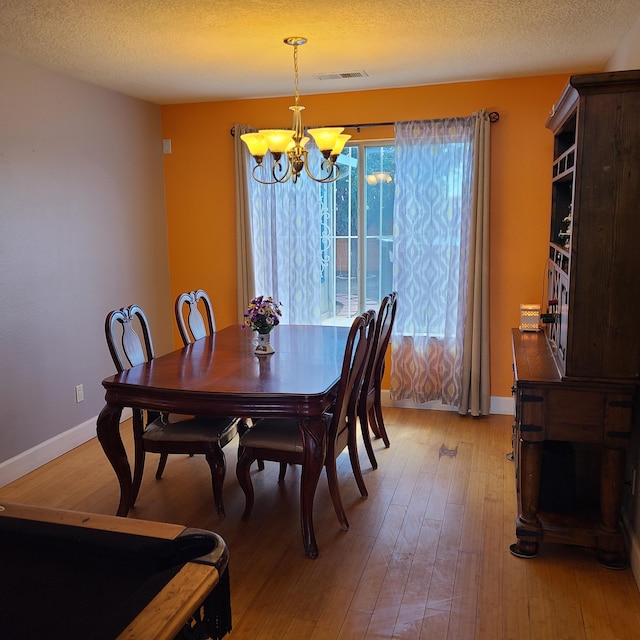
[241,37,351,185]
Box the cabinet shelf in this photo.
[552,145,576,179]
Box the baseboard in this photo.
[489,396,515,416]
[0,408,132,488]
[382,392,514,416]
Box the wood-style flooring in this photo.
[2,408,640,639]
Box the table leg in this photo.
[597,446,627,568]
[299,416,327,559]
[96,403,131,517]
[511,439,543,558]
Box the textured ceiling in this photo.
[1,0,640,105]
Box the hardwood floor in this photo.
[2,408,640,639]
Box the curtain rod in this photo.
[322,112,500,130]
[230,111,499,137]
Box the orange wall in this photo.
[161,74,569,400]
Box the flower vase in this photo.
[255,331,274,355]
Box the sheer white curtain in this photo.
[389,113,491,414]
[244,144,325,325]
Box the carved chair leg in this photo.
[359,407,378,470]
[348,421,368,499]
[205,445,227,518]
[236,449,256,520]
[131,410,146,506]
[368,406,382,439]
[324,455,349,530]
[155,453,168,479]
[373,390,390,448]
[278,463,288,482]
[239,418,265,471]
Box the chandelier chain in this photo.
[293,43,300,107]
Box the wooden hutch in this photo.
[511,70,640,568]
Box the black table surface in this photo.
[0,514,227,640]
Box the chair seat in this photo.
[144,414,238,443]
[239,418,312,453]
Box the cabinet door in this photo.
[545,258,568,374]
[557,270,569,373]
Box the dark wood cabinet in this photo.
[544,69,640,380]
[511,70,640,567]
[511,330,634,567]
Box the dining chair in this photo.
[358,292,398,469]
[105,304,240,517]
[175,289,215,345]
[235,310,376,531]
[175,288,265,470]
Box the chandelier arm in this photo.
[251,164,278,185]
[272,155,293,183]
[303,158,340,184]
[325,163,341,182]
[249,156,293,185]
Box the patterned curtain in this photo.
[390,113,490,413]
[234,124,256,322]
[244,145,325,325]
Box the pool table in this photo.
[0,501,231,639]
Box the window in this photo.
[242,112,490,412]
[320,142,395,326]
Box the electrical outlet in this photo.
[75,384,84,403]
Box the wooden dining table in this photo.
[97,323,349,559]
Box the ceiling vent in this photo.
[314,71,369,81]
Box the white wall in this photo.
[605,13,640,70]
[0,53,172,480]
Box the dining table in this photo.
[97,323,350,559]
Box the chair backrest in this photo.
[175,289,215,345]
[330,310,376,443]
[362,292,398,399]
[105,304,154,373]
